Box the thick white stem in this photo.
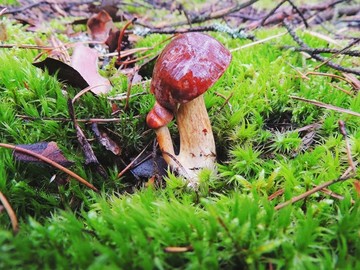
[175,95,216,181]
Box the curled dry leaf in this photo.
[14,141,74,167]
[87,10,115,41]
[71,43,111,95]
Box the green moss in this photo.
[0,9,360,269]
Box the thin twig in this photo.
[231,32,287,53]
[159,0,258,28]
[284,20,360,76]
[287,0,309,28]
[72,84,108,104]
[290,96,360,118]
[16,115,141,123]
[117,18,137,65]
[315,185,356,204]
[0,143,98,192]
[282,46,360,57]
[2,1,47,14]
[261,0,286,26]
[275,165,356,210]
[0,190,19,234]
[314,38,360,70]
[117,142,151,178]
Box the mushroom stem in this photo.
[154,125,176,166]
[175,95,216,179]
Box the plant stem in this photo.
[0,190,18,234]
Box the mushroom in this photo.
[147,32,231,184]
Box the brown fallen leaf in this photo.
[91,123,121,155]
[87,10,115,41]
[71,43,111,95]
[14,141,74,167]
[33,57,89,89]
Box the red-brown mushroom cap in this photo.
[150,32,232,110]
[146,101,174,129]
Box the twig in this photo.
[231,32,287,52]
[290,96,360,118]
[0,190,18,234]
[275,169,354,210]
[260,0,308,27]
[0,143,98,192]
[282,46,360,57]
[0,8,7,16]
[124,66,139,110]
[268,189,285,201]
[2,1,47,14]
[216,92,234,113]
[303,71,357,89]
[117,18,137,66]
[158,0,258,28]
[117,142,151,178]
[16,115,141,123]
[284,20,360,76]
[261,0,286,26]
[134,25,253,39]
[287,0,309,28]
[314,38,360,70]
[315,185,356,204]
[68,100,108,179]
[72,84,108,104]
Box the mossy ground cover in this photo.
[1,4,360,269]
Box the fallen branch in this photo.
[284,20,360,76]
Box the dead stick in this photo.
[290,96,360,118]
[315,38,360,71]
[0,190,19,234]
[0,143,98,192]
[275,166,355,210]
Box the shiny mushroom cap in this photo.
[150,32,232,111]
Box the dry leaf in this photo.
[14,142,74,167]
[91,123,122,155]
[33,57,89,89]
[71,43,111,95]
[87,10,115,41]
